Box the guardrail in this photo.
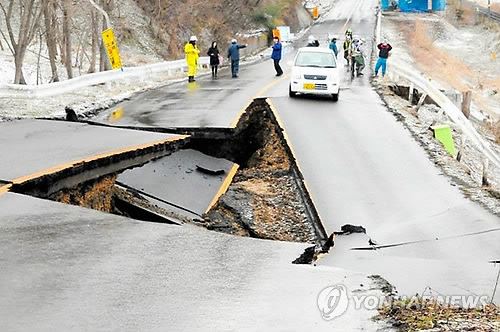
[376,10,500,169]
[0,57,211,99]
[388,61,500,169]
[477,7,500,22]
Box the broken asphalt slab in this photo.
[116,149,238,219]
[0,192,394,331]
[0,119,186,184]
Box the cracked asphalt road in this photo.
[1,0,498,329]
[93,0,499,302]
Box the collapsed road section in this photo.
[187,99,326,243]
[0,119,187,191]
[9,99,328,247]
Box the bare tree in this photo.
[88,8,99,73]
[61,0,73,78]
[0,28,13,53]
[99,0,111,71]
[36,30,43,84]
[42,0,59,82]
[0,0,44,84]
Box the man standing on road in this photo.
[374,39,392,77]
[353,37,366,76]
[184,36,200,82]
[271,37,283,77]
[227,39,247,78]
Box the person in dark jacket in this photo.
[375,40,392,77]
[227,39,247,78]
[329,36,338,57]
[271,37,283,76]
[207,41,220,79]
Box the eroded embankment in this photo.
[12,99,328,247]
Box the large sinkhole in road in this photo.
[14,99,326,245]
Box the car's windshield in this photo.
[295,51,336,68]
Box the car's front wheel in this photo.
[332,92,339,102]
[289,85,297,98]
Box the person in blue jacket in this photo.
[271,36,283,76]
[329,36,338,57]
[227,39,247,78]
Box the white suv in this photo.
[289,47,340,101]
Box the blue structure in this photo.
[399,0,429,12]
[432,0,446,11]
[381,0,446,11]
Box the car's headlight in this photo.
[293,72,302,80]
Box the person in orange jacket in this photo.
[185,36,200,82]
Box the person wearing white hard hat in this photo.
[184,35,200,82]
[352,38,365,76]
[227,38,247,78]
[306,35,319,47]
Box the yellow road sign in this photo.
[312,6,319,19]
[102,28,122,70]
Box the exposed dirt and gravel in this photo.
[50,174,117,212]
[378,298,500,331]
[371,271,500,331]
[202,109,317,243]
